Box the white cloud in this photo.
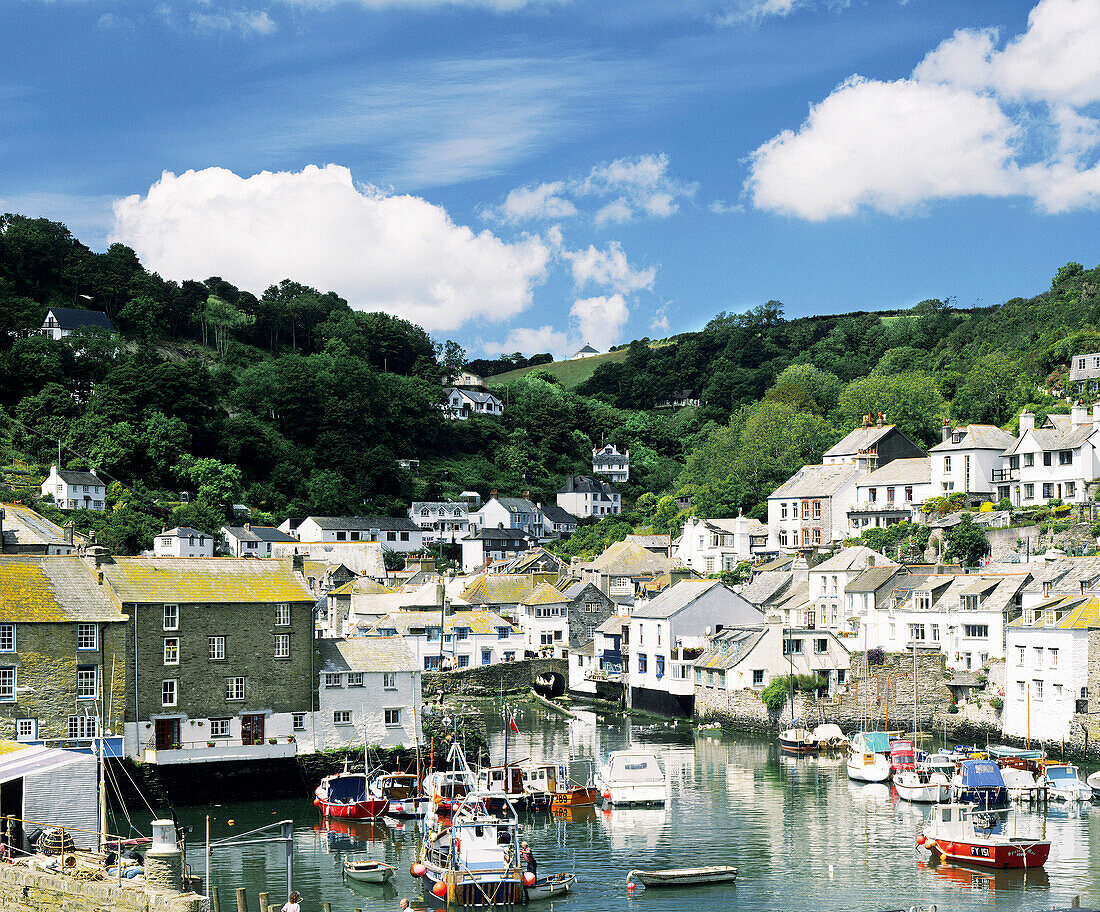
[569,294,629,353]
[110,164,549,332]
[497,325,573,358]
[592,198,634,227]
[708,199,743,214]
[190,8,277,36]
[746,0,1100,219]
[714,0,848,26]
[490,182,577,224]
[563,241,656,293]
[651,306,670,334]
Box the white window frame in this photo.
[324,672,342,688]
[162,678,178,707]
[384,708,401,726]
[209,636,225,660]
[274,633,290,659]
[0,667,15,701]
[16,718,37,741]
[163,604,179,631]
[210,718,231,738]
[225,677,245,701]
[68,714,97,740]
[77,623,98,650]
[292,712,306,731]
[77,665,98,700]
[0,624,14,652]
[347,672,364,687]
[383,672,396,689]
[164,637,180,665]
[334,710,352,725]
[275,603,291,627]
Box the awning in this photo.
[0,742,92,785]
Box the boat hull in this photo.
[550,787,597,808]
[527,873,576,900]
[925,838,1050,869]
[600,784,666,805]
[896,781,950,803]
[317,798,390,820]
[420,870,527,907]
[779,737,818,753]
[846,754,891,783]
[344,862,394,883]
[628,866,738,886]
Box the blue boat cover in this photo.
[958,760,1004,788]
[327,774,369,801]
[1046,766,1077,782]
[863,732,892,753]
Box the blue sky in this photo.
[3,0,1099,358]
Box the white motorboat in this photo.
[1044,763,1093,802]
[846,732,891,783]
[369,772,430,818]
[626,866,738,887]
[343,860,396,883]
[1087,770,1100,793]
[894,766,950,803]
[594,750,668,805]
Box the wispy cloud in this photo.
[190,7,277,36]
[714,0,850,26]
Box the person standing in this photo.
[281,891,302,912]
[521,841,537,878]
[400,899,410,912]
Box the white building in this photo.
[152,527,215,558]
[316,637,422,750]
[409,502,470,544]
[539,503,578,539]
[367,608,524,671]
[674,515,769,574]
[848,457,932,535]
[38,307,116,341]
[41,466,107,511]
[629,579,764,717]
[592,444,630,483]
[471,496,543,537]
[808,546,899,632]
[767,464,863,552]
[1003,595,1095,743]
[568,641,598,699]
[1000,407,1100,507]
[518,583,571,658]
[930,424,1017,504]
[557,475,621,519]
[221,524,298,557]
[460,528,531,573]
[281,516,424,552]
[572,344,599,360]
[445,387,504,419]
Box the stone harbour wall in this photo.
[0,864,207,912]
[422,658,568,697]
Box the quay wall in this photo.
[422,658,568,697]
[0,864,207,912]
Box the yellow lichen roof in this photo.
[101,557,313,604]
[460,574,540,605]
[329,578,389,597]
[0,556,126,623]
[522,582,570,605]
[1057,597,1100,629]
[369,608,516,636]
[1008,595,1100,629]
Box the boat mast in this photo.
[787,624,794,725]
[913,642,918,739]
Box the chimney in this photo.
[64,521,73,546]
[292,553,305,573]
[876,412,884,429]
[523,490,530,501]
[245,522,251,532]
[1072,401,1088,428]
[1019,411,1035,433]
[444,596,455,617]
[942,418,951,442]
[490,489,498,499]
[90,468,97,477]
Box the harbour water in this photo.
[177,702,1100,912]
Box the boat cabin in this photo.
[929,803,998,840]
[952,759,1007,810]
[374,773,422,798]
[520,764,562,795]
[890,740,916,772]
[425,770,472,800]
[321,772,369,803]
[476,766,525,796]
[605,751,664,786]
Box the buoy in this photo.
[603,791,611,800]
[412,862,427,877]
[432,880,448,897]
[627,881,636,893]
[313,798,320,807]
[523,872,536,887]
[917,835,926,846]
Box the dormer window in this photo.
[952,432,964,444]
[1043,581,1052,597]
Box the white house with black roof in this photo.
[38,307,116,341]
[280,516,424,552]
[539,502,578,539]
[445,386,504,420]
[471,496,544,537]
[408,502,470,543]
[557,474,621,518]
[592,444,629,483]
[629,579,763,717]
[822,419,925,471]
[930,423,1016,504]
[221,523,297,557]
[152,526,215,557]
[848,456,933,533]
[40,466,107,511]
[460,527,530,573]
[1000,407,1100,507]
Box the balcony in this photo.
[991,468,1018,483]
[848,500,912,514]
[143,737,299,765]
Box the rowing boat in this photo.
[626,866,738,887]
[343,860,396,883]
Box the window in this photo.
[334,710,352,725]
[381,672,397,689]
[0,624,13,652]
[909,624,925,641]
[1043,483,1054,499]
[347,672,364,687]
[1034,646,1044,664]
[336,531,347,541]
[455,627,469,640]
[931,624,940,642]
[481,649,492,665]
[164,637,179,665]
[637,654,648,673]
[1023,453,1033,467]
[163,604,178,631]
[1017,646,1026,665]
[226,677,245,701]
[387,532,397,542]
[962,624,988,639]
[812,501,821,519]
[426,626,440,642]
[275,634,290,659]
[498,627,510,640]
[209,636,225,660]
[814,638,828,654]
[1043,452,1052,467]
[944,456,952,473]
[424,656,440,671]
[77,665,97,699]
[915,592,931,611]
[1050,648,1059,668]
[656,656,665,678]
[324,672,341,687]
[1033,679,1044,699]
[1066,481,1076,497]
[1024,483,1034,500]
[77,623,97,650]
[752,669,765,686]
[385,708,401,725]
[783,638,803,655]
[210,718,231,738]
[1060,450,1073,465]
[837,669,846,685]
[162,679,177,707]
[458,655,470,668]
[293,713,306,731]
[275,604,290,626]
[781,503,788,519]
[68,715,96,739]
[16,719,36,741]
[0,667,14,701]
[886,487,895,503]
[961,594,978,610]
[1054,683,1063,698]
[812,528,821,545]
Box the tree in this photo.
[835,372,947,447]
[176,456,242,512]
[765,364,842,415]
[203,294,255,357]
[943,514,989,567]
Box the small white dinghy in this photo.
[343,860,396,883]
[526,872,577,900]
[626,866,738,887]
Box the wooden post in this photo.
[236,888,249,912]
[259,892,269,912]
[323,904,332,912]
[212,886,221,912]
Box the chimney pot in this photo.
[1019,411,1035,433]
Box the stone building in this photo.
[99,556,316,763]
[0,554,127,751]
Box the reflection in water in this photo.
[175,705,1100,912]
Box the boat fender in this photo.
[432,881,448,898]
[411,862,427,877]
[454,837,461,856]
[523,872,536,887]
[916,835,926,846]
[313,799,320,807]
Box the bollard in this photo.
[213,886,221,912]
[323,904,332,912]
[259,892,269,912]
[237,888,249,912]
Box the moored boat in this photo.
[626,866,738,887]
[950,759,1008,811]
[550,785,598,809]
[778,724,818,753]
[811,723,848,749]
[314,771,390,820]
[369,772,429,818]
[918,803,1050,869]
[1043,763,1093,802]
[889,740,917,776]
[343,859,396,883]
[895,758,950,803]
[846,732,892,783]
[1087,769,1100,793]
[594,750,668,805]
[526,872,577,899]
[989,746,1046,802]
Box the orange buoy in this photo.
[627,881,636,892]
[313,798,320,807]
[523,872,536,887]
[227,820,235,826]
[412,862,427,877]
[432,880,448,897]
[917,835,926,846]
[603,791,611,800]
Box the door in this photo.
[155,718,181,750]
[241,714,265,745]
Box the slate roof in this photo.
[812,546,899,573]
[700,518,768,536]
[769,464,863,499]
[0,504,78,548]
[461,574,541,605]
[824,425,898,457]
[1021,557,1100,594]
[596,614,630,634]
[1008,595,1100,630]
[56,470,104,487]
[307,516,420,532]
[319,636,418,673]
[739,570,792,607]
[695,627,765,670]
[0,556,126,623]
[1005,423,1100,456]
[463,527,529,543]
[328,577,391,597]
[160,527,207,538]
[632,579,755,620]
[559,475,620,497]
[502,548,568,575]
[368,609,516,636]
[449,388,502,405]
[523,583,570,605]
[625,534,672,550]
[46,307,116,332]
[541,503,578,525]
[901,573,1030,614]
[845,566,904,593]
[101,557,314,603]
[929,425,1017,452]
[574,639,595,657]
[855,457,931,487]
[754,555,794,573]
[492,497,539,513]
[223,525,297,544]
[587,541,675,576]
[574,345,599,356]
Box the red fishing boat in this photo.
[314,771,390,820]
[918,803,1050,869]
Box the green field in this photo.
[490,348,630,389]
